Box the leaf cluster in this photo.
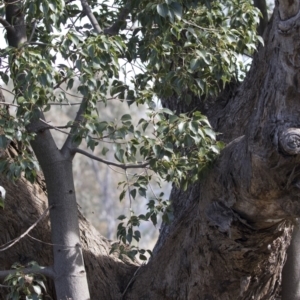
[4,261,47,300]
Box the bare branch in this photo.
[38,118,74,136]
[122,263,145,298]
[0,206,52,252]
[28,20,37,43]
[0,266,55,279]
[0,101,18,107]
[80,0,102,34]
[0,87,15,96]
[61,98,88,157]
[73,148,150,170]
[80,0,131,36]
[0,17,13,31]
[104,2,131,36]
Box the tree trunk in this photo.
[123,1,300,299]
[2,1,300,299]
[0,145,137,300]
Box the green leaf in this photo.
[115,149,125,163]
[121,114,132,122]
[101,147,109,156]
[157,3,169,18]
[139,254,147,261]
[32,284,42,295]
[160,108,174,115]
[150,213,157,226]
[0,135,8,149]
[119,190,126,201]
[130,189,137,199]
[203,127,216,140]
[170,2,182,20]
[190,59,200,71]
[0,72,9,85]
[67,78,74,90]
[138,188,146,198]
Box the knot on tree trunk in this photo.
[279,128,300,155]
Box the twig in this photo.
[107,164,146,177]
[28,20,37,43]
[73,148,150,170]
[0,101,18,107]
[80,0,102,34]
[121,263,145,299]
[0,266,55,279]
[61,98,88,156]
[0,17,13,30]
[39,118,73,136]
[145,169,159,200]
[0,205,52,252]
[0,87,15,96]
[0,283,11,288]
[28,234,78,249]
[104,1,131,36]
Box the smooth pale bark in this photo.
[0,151,137,299]
[2,0,91,298]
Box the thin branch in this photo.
[145,169,159,200]
[0,101,18,107]
[28,41,49,47]
[61,98,88,156]
[57,87,84,99]
[73,148,150,170]
[125,169,133,212]
[0,206,52,252]
[28,234,80,249]
[39,118,74,136]
[28,20,37,43]
[0,87,15,96]
[48,102,82,106]
[107,164,146,176]
[47,96,125,106]
[80,0,102,34]
[121,263,145,299]
[104,1,131,36]
[0,266,55,279]
[0,17,13,31]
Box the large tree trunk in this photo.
[124,1,300,299]
[2,1,300,299]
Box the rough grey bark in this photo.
[125,0,300,298]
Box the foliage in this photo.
[0,0,261,256]
[4,261,47,300]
